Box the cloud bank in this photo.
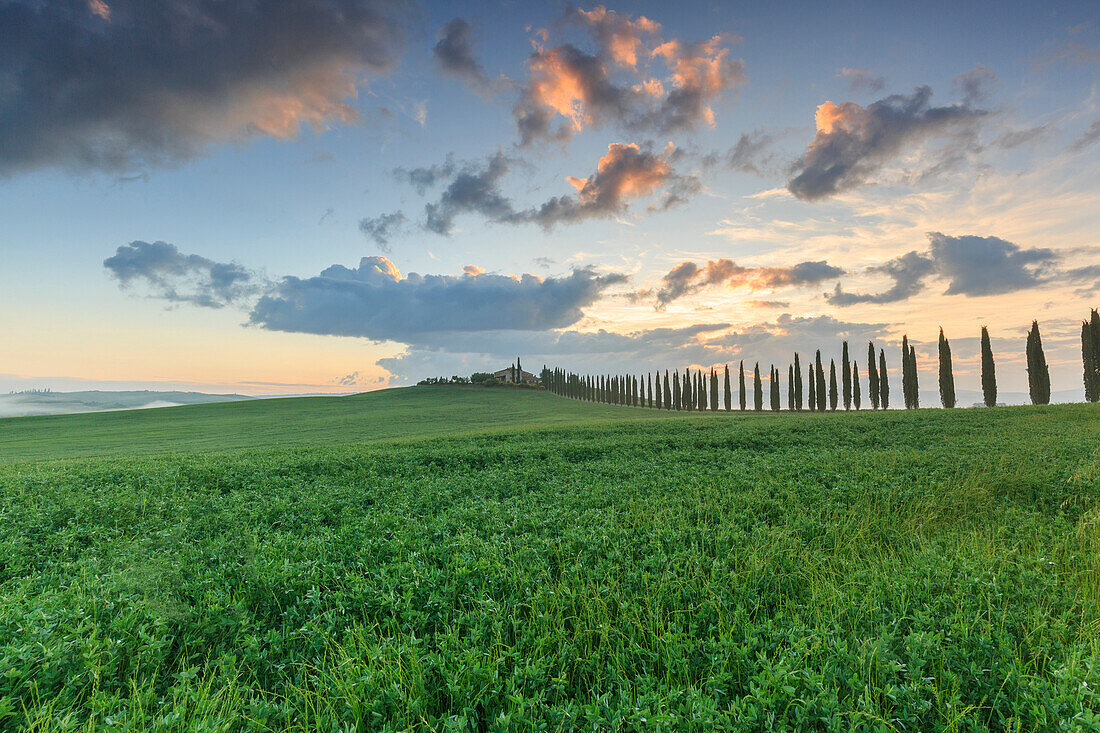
[0,0,410,174]
[249,257,626,340]
[828,232,1057,305]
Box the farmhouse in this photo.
[493,366,539,385]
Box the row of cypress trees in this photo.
[542,314,1095,410]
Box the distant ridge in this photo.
[0,390,253,418]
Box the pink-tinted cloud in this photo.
[651,258,845,307]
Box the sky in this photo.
[2,0,1099,398]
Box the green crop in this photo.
[0,394,1097,730]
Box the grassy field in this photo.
[0,390,1098,730]
[0,387,677,463]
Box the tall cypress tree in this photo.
[1082,309,1100,403]
[1083,320,1097,403]
[853,362,861,410]
[841,342,852,410]
[710,369,719,411]
[683,369,693,411]
[673,371,682,410]
[793,353,803,411]
[753,363,763,411]
[879,349,889,409]
[724,364,732,411]
[787,364,795,411]
[815,351,827,412]
[663,371,671,410]
[698,371,706,411]
[770,366,781,411]
[829,360,838,411]
[981,326,997,407]
[739,361,747,411]
[1027,321,1051,405]
[938,328,956,409]
[867,342,879,410]
[901,336,912,409]
[908,345,919,409]
[808,365,816,412]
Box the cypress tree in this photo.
[901,336,912,409]
[815,351,827,412]
[787,365,795,411]
[698,371,706,411]
[770,366,781,411]
[683,369,693,411]
[673,371,682,410]
[710,369,719,411]
[867,342,879,410]
[841,342,852,410]
[938,328,956,409]
[724,365,732,411]
[793,353,803,411]
[853,362,861,410]
[808,365,816,412]
[1091,310,1100,402]
[664,371,671,410]
[1082,310,1100,403]
[879,349,889,409]
[739,361,747,411]
[829,359,838,411]
[1027,321,1051,405]
[753,363,763,411]
[981,326,997,407]
[908,345,919,408]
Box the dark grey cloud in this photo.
[431,18,504,94]
[0,0,411,175]
[787,85,987,200]
[423,153,517,234]
[1069,119,1100,152]
[104,241,260,307]
[249,256,627,340]
[840,68,886,94]
[930,232,1054,296]
[650,258,845,307]
[827,251,936,305]
[393,155,456,194]
[703,131,778,176]
[828,232,1057,306]
[358,211,408,250]
[372,143,695,237]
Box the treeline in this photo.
[543,311,1100,411]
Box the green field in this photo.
[1,389,1098,730]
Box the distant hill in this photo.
[0,390,253,418]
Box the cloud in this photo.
[1069,119,1100,152]
[828,232,1057,306]
[1065,264,1100,293]
[787,85,987,200]
[929,232,1054,296]
[432,18,505,94]
[705,130,778,175]
[0,0,411,175]
[840,68,885,93]
[827,251,936,305]
[952,65,996,105]
[650,258,845,307]
[103,241,260,307]
[358,211,408,250]
[375,143,696,236]
[337,371,361,386]
[393,156,457,194]
[249,256,627,340]
[513,6,744,143]
[423,152,517,235]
